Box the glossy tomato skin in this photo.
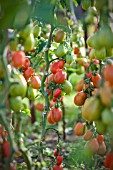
[51,108,62,123]
[74,47,79,54]
[74,91,87,106]
[35,103,44,111]
[52,164,63,170]
[23,67,35,81]
[85,138,99,154]
[83,129,94,141]
[45,74,54,87]
[30,76,41,89]
[54,70,66,84]
[92,74,101,88]
[57,156,63,165]
[23,58,30,68]
[9,74,27,98]
[53,88,62,98]
[97,141,106,155]
[58,60,65,69]
[47,111,55,124]
[50,62,59,74]
[103,64,113,86]
[9,96,22,112]
[54,30,66,43]
[12,51,25,68]
[97,134,104,144]
[62,80,72,94]
[54,149,60,157]
[74,122,86,136]
[75,79,84,92]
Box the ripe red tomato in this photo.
[30,76,41,89]
[50,62,59,74]
[45,74,54,87]
[47,111,55,124]
[75,79,84,92]
[57,156,63,165]
[51,108,62,123]
[74,91,87,106]
[0,124,3,135]
[74,47,79,54]
[58,60,65,69]
[92,73,101,88]
[103,64,113,86]
[54,149,60,157]
[12,51,25,68]
[104,151,113,169]
[86,71,92,78]
[35,103,44,111]
[23,67,35,80]
[23,58,30,68]
[97,134,104,143]
[83,129,94,141]
[52,164,63,170]
[53,88,62,98]
[54,69,66,84]
[74,122,86,136]
[3,141,10,157]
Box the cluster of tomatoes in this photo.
[74,122,106,156]
[52,148,63,170]
[0,124,16,170]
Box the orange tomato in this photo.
[83,129,94,140]
[30,76,41,89]
[47,111,55,124]
[75,79,84,92]
[74,91,87,106]
[74,122,86,136]
[103,64,113,86]
[97,141,106,155]
[92,73,101,88]
[12,51,25,68]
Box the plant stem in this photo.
[40,26,54,140]
[61,101,66,141]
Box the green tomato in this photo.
[94,48,106,60]
[33,25,41,38]
[66,53,74,64]
[75,65,85,75]
[9,38,18,51]
[9,96,22,112]
[19,24,33,38]
[95,121,107,134]
[81,0,91,10]
[9,74,27,98]
[21,97,30,110]
[24,33,35,51]
[54,44,67,58]
[26,85,38,100]
[70,61,76,69]
[62,80,72,94]
[102,108,113,126]
[68,73,84,87]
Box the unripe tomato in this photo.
[51,108,62,123]
[92,73,101,88]
[58,60,65,69]
[24,33,35,52]
[9,74,27,98]
[85,138,99,154]
[104,151,113,169]
[9,96,22,112]
[103,64,113,86]
[54,30,66,43]
[19,24,33,38]
[83,129,94,141]
[23,67,35,81]
[26,85,38,100]
[81,0,91,10]
[97,141,106,155]
[75,79,84,92]
[66,53,74,64]
[9,38,18,51]
[3,141,10,158]
[57,156,63,165]
[12,51,25,68]
[62,80,72,94]
[52,164,63,170]
[74,122,86,136]
[35,103,44,111]
[55,44,67,58]
[101,108,113,126]
[30,76,41,89]
[74,91,87,106]
[47,111,55,124]
[95,121,107,134]
[82,96,103,122]
[50,62,59,74]
[33,25,41,38]
[76,65,85,75]
[53,88,62,98]
[54,70,66,84]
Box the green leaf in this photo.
[73,0,79,6]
